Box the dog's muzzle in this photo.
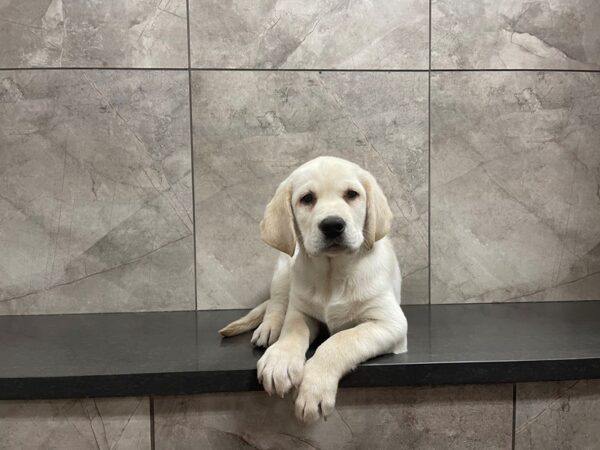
[319,216,346,240]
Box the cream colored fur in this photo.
[219,156,408,423]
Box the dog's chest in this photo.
[293,275,360,331]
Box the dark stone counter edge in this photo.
[3,358,600,400]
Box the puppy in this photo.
[220,156,408,423]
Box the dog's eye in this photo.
[345,190,359,200]
[300,193,315,205]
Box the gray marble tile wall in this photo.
[515,380,600,450]
[0,0,188,68]
[432,0,600,70]
[1,1,599,313]
[0,70,194,314]
[2,0,600,448]
[0,397,150,450]
[192,71,428,308]
[154,385,513,449]
[431,71,600,304]
[2,381,600,449]
[189,0,429,69]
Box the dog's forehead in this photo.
[290,157,361,190]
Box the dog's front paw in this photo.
[257,343,304,397]
[251,317,283,347]
[294,360,339,423]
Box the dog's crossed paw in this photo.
[294,360,339,424]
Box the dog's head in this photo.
[260,156,392,257]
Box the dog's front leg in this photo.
[251,256,291,347]
[295,317,407,423]
[257,306,319,398]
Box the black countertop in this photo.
[1,301,600,399]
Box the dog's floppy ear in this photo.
[361,170,393,250]
[260,177,296,256]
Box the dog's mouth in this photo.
[321,241,348,253]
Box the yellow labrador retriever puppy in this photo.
[220,156,408,423]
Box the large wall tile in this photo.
[515,380,600,450]
[192,71,428,308]
[0,397,149,450]
[154,385,512,449]
[432,0,600,70]
[0,0,187,68]
[189,0,429,69]
[431,72,600,303]
[0,70,194,314]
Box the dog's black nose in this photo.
[319,216,346,239]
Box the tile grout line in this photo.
[0,67,190,71]
[428,0,432,306]
[1,67,599,73]
[185,0,198,312]
[432,68,600,73]
[512,384,517,450]
[149,396,156,450]
[189,68,430,72]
